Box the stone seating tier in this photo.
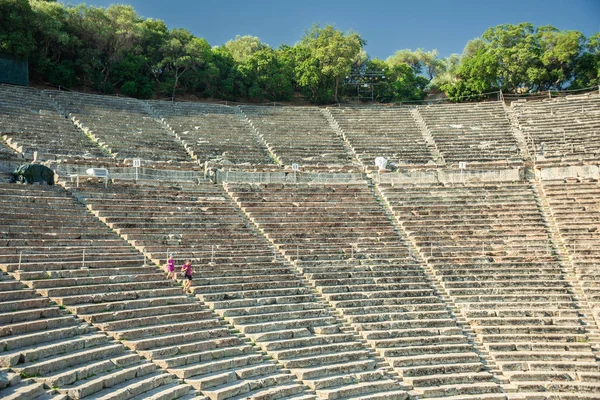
[68,179,413,400]
[378,181,600,395]
[327,107,437,166]
[0,84,106,160]
[226,182,505,399]
[0,271,197,399]
[48,90,191,162]
[512,94,600,165]
[0,183,312,399]
[149,101,271,165]
[416,101,522,165]
[541,179,600,307]
[239,105,356,167]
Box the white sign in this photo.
[133,159,141,167]
[292,163,299,171]
[375,157,388,170]
[458,161,467,170]
[86,168,108,177]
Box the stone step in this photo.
[124,327,233,351]
[1,333,109,367]
[271,342,366,361]
[98,310,214,331]
[217,302,325,318]
[491,350,597,362]
[68,295,196,317]
[168,353,265,380]
[69,370,175,400]
[0,307,62,325]
[307,370,387,390]
[14,342,125,377]
[390,352,480,368]
[201,372,295,400]
[281,349,371,370]
[418,382,503,398]
[294,360,378,380]
[111,319,222,341]
[137,334,240,360]
[367,334,468,349]
[402,362,484,378]
[498,360,600,373]
[56,287,185,306]
[155,344,254,369]
[425,394,507,400]
[0,325,92,360]
[381,343,476,358]
[128,382,196,400]
[264,333,357,352]
[0,379,48,400]
[239,316,338,335]
[314,378,405,400]
[406,371,497,388]
[39,353,142,388]
[0,296,50,313]
[225,382,306,400]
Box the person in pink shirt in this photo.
[166,253,176,280]
[181,259,193,293]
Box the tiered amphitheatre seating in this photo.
[0,84,105,159]
[239,106,354,167]
[542,179,600,306]
[149,101,270,165]
[0,138,24,182]
[0,183,305,400]
[416,102,522,167]
[226,182,505,399]
[327,107,437,166]
[0,270,195,399]
[512,94,600,165]
[69,179,410,400]
[379,182,600,397]
[48,90,190,162]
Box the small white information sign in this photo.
[292,163,299,171]
[458,161,467,170]
[133,159,141,167]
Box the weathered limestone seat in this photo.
[416,101,523,168]
[379,181,600,397]
[69,179,409,400]
[0,182,309,400]
[0,271,196,399]
[48,90,190,162]
[0,84,106,160]
[327,106,437,166]
[149,101,271,165]
[239,105,357,168]
[226,182,505,399]
[512,94,600,165]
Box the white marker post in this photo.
[459,161,467,183]
[133,159,141,181]
[292,163,299,182]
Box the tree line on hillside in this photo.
[1,0,599,104]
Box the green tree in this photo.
[299,24,365,102]
[237,48,292,100]
[30,0,78,87]
[441,48,498,101]
[224,35,268,63]
[535,26,584,90]
[157,28,211,98]
[0,0,36,58]
[572,33,600,89]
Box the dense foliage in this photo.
[2,1,598,103]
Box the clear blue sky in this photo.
[63,0,599,59]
